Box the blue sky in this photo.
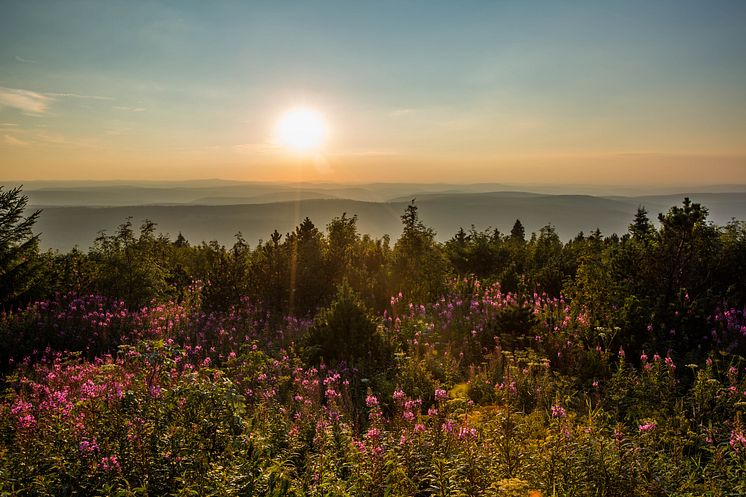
[1,0,744,184]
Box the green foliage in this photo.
[0,186,42,309]
[303,283,392,380]
[2,190,746,495]
[200,235,251,312]
[390,201,451,303]
[89,218,173,308]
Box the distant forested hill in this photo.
[30,190,746,250]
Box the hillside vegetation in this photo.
[2,185,746,495]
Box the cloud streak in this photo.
[389,108,416,117]
[0,87,114,114]
[3,134,29,146]
[114,106,146,112]
[0,87,50,113]
[46,92,112,100]
[14,55,38,64]
[231,142,277,155]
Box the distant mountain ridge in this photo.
[22,186,746,251]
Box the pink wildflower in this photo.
[730,430,746,453]
[392,389,406,403]
[99,455,121,472]
[551,404,566,418]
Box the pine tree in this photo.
[391,201,449,302]
[510,219,526,243]
[629,206,653,241]
[0,186,42,309]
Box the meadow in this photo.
[1,187,745,496]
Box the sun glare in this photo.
[275,107,328,152]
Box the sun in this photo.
[274,107,328,152]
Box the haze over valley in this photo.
[13,180,746,250]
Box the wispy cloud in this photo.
[14,55,38,64]
[231,142,277,154]
[0,122,18,127]
[332,148,400,158]
[0,87,50,114]
[389,108,416,117]
[46,92,112,100]
[3,134,29,146]
[114,106,146,112]
[0,87,115,114]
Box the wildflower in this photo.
[551,404,566,418]
[458,426,478,440]
[392,389,406,403]
[99,455,121,472]
[365,427,381,440]
[435,388,448,401]
[79,439,99,455]
[730,430,746,453]
[441,419,455,433]
[665,356,676,371]
[639,422,657,432]
[365,395,379,407]
[17,414,36,430]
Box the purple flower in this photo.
[458,426,478,440]
[730,430,746,453]
[99,455,121,472]
[551,404,566,418]
[365,427,381,440]
[392,389,406,403]
[17,414,36,430]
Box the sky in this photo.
[1,0,745,185]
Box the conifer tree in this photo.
[0,186,42,309]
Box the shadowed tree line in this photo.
[2,186,745,363]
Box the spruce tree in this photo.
[0,186,42,309]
